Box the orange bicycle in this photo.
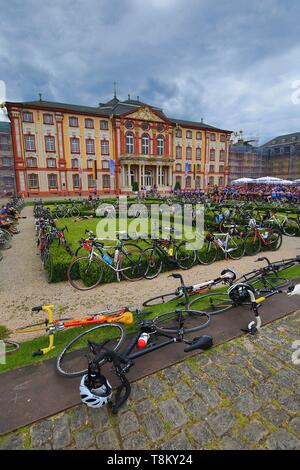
[16,305,133,356]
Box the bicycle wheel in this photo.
[0,340,20,355]
[244,232,261,256]
[0,238,11,250]
[154,309,211,334]
[71,207,80,217]
[44,251,53,283]
[175,241,196,270]
[68,256,104,290]
[267,229,282,251]
[56,323,125,378]
[197,240,218,265]
[143,247,163,279]
[188,292,233,315]
[142,291,182,307]
[282,218,299,237]
[249,275,290,292]
[227,235,245,260]
[120,247,148,281]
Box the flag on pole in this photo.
[110,160,115,177]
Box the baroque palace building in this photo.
[5,94,231,197]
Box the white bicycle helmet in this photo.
[80,374,112,409]
[220,268,236,283]
[248,218,256,228]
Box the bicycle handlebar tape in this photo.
[32,306,43,312]
[184,335,213,352]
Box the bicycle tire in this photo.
[120,246,148,281]
[142,291,183,307]
[175,241,196,270]
[56,323,125,378]
[227,235,245,260]
[267,229,282,251]
[68,256,104,290]
[0,238,12,250]
[282,218,299,237]
[143,247,163,279]
[71,207,80,217]
[188,292,233,315]
[154,309,211,334]
[197,240,218,265]
[0,339,20,355]
[244,232,261,256]
[249,275,290,292]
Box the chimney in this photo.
[128,94,131,100]
[201,117,203,123]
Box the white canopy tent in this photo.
[254,176,283,184]
[232,177,254,185]
[279,179,293,185]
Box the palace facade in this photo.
[5,95,231,197]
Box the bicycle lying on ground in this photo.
[0,339,20,355]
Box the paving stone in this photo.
[202,364,226,381]
[215,377,240,398]
[223,365,252,389]
[278,394,300,414]
[90,405,110,430]
[219,436,246,450]
[143,375,167,399]
[135,399,153,415]
[251,358,273,377]
[0,433,25,450]
[96,428,121,450]
[161,365,181,383]
[158,398,188,429]
[193,378,221,408]
[272,368,300,391]
[142,412,166,441]
[227,355,248,368]
[52,415,71,450]
[242,420,269,446]
[260,406,290,427]
[30,420,53,448]
[185,396,209,418]
[69,406,89,431]
[33,443,52,450]
[122,432,149,450]
[206,409,236,437]
[159,431,193,450]
[129,382,148,402]
[289,417,300,435]
[189,422,213,448]
[233,392,261,416]
[267,430,300,450]
[172,381,194,402]
[118,411,139,438]
[253,382,281,401]
[74,428,95,449]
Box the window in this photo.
[48,174,58,189]
[220,134,225,142]
[284,146,290,155]
[209,165,215,172]
[196,164,201,172]
[210,149,215,161]
[47,158,57,168]
[219,150,225,162]
[186,130,192,139]
[274,147,280,155]
[28,174,38,188]
[87,159,93,169]
[85,118,94,129]
[175,163,181,171]
[23,112,33,122]
[25,134,36,151]
[196,147,201,160]
[186,146,192,159]
[71,158,79,169]
[209,176,214,186]
[176,145,182,159]
[126,132,134,154]
[176,176,181,185]
[157,135,164,156]
[219,165,224,172]
[195,176,201,188]
[186,176,191,187]
[196,131,202,140]
[27,157,37,167]
[73,174,81,188]
[88,174,96,187]
[175,128,182,138]
[2,157,10,166]
[86,138,95,154]
[141,134,150,155]
[45,135,55,152]
[69,116,79,127]
[103,174,110,188]
[101,140,109,155]
[43,114,53,125]
[100,120,109,130]
[218,176,224,186]
[125,120,133,129]
[102,160,109,169]
[70,137,80,153]
[141,122,150,131]
[210,133,216,141]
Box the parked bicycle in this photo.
[197,230,245,265]
[55,201,80,218]
[244,219,282,256]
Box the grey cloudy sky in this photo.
[1,0,300,143]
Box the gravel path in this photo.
[1,206,300,338]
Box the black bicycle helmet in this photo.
[227,283,256,305]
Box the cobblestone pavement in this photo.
[0,311,299,450]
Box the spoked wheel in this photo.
[244,232,261,256]
[71,207,80,217]
[153,309,211,334]
[143,247,163,279]
[0,340,20,355]
[267,229,282,251]
[249,275,290,292]
[120,246,148,281]
[188,292,233,315]
[143,292,183,307]
[44,251,54,283]
[227,235,245,260]
[0,239,11,250]
[282,218,299,237]
[175,241,196,269]
[68,256,104,290]
[56,323,125,378]
[197,240,218,265]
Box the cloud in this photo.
[1,0,300,142]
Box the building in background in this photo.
[228,137,266,183]
[5,95,231,197]
[259,132,300,179]
[0,121,15,196]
